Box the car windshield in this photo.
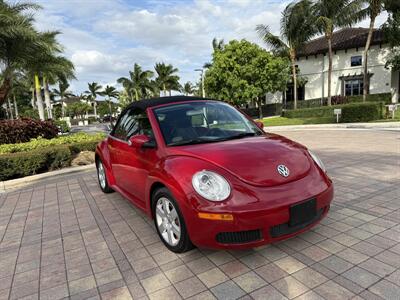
[153,101,263,146]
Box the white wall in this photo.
[297,44,393,100]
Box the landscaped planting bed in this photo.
[0,133,105,181]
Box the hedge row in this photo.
[0,141,99,181]
[285,93,391,110]
[284,102,384,122]
[241,103,282,118]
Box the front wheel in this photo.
[152,188,194,253]
[96,159,113,193]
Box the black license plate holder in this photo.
[290,198,317,227]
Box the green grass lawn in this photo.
[262,117,335,127]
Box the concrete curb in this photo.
[0,164,96,193]
[265,121,400,131]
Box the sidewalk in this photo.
[0,164,95,193]
[265,121,400,131]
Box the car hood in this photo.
[169,134,312,187]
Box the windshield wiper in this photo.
[168,138,218,146]
[218,132,258,141]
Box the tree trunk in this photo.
[108,99,112,117]
[7,97,14,120]
[35,75,45,120]
[13,94,18,118]
[290,50,298,110]
[61,100,65,118]
[31,88,36,108]
[0,77,12,107]
[257,98,263,119]
[93,101,97,118]
[327,36,333,106]
[43,76,53,119]
[363,16,376,102]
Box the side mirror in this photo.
[255,121,264,130]
[128,134,156,149]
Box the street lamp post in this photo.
[195,68,205,98]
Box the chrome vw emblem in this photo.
[277,164,290,177]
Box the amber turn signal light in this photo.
[198,212,234,221]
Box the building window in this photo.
[351,55,362,67]
[344,79,363,96]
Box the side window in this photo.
[112,109,154,140]
[113,111,131,140]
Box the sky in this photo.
[32,0,388,96]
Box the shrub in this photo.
[68,141,99,154]
[53,120,70,133]
[284,105,338,118]
[241,103,282,118]
[284,102,384,122]
[0,118,58,145]
[0,132,105,154]
[347,93,391,104]
[0,145,71,181]
[341,102,383,122]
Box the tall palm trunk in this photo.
[0,76,12,107]
[7,97,14,120]
[290,49,298,110]
[327,35,333,106]
[13,94,18,118]
[363,16,376,102]
[93,101,97,118]
[43,76,53,119]
[34,74,45,120]
[31,88,35,108]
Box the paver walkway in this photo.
[0,129,399,300]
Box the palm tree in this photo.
[0,1,41,107]
[52,78,74,117]
[101,85,119,118]
[256,0,315,109]
[312,0,363,105]
[117,63,154,101]
[154,63,180,96]
[85,82,102,118]
[204,38,225,68]
[181,82,194,95]
[42,56,75,119]
[357,0,385,101]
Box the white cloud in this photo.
[32,0,388,94]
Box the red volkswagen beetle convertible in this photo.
[96,96,333,253]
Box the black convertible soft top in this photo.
[126,96,214,111]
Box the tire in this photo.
[152,187,194,253]
[96,159,114,193]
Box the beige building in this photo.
[267,28,399,105]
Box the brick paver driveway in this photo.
[1,129,399,300]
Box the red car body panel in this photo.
[96,100,334,249]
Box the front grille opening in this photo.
[216,229,262,244]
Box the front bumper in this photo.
[184,176,334,249]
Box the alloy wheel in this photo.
[155,197,181,246]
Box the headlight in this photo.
[308,150,326,172]
[192,170,231,201]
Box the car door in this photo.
[109,108,156,208]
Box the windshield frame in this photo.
[151,100,264,147]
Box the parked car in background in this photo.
[95,96,333,252]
